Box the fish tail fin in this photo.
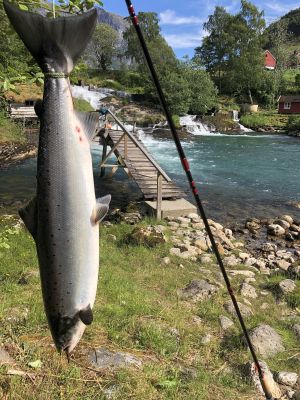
[3,0,97,74]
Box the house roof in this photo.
[264,50,276,60]
[279,95,300,103]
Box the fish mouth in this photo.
[48,314,86,354]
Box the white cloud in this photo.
[163,30,204,49]
[159,9,204,25]
[264,2,299,15]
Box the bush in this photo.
[287,115,300,130]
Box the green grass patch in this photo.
[239,112,289,130]
[73,98,94,112]
[0,111,25,144]
[0,215,298,399]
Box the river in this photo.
[1,130,299,224]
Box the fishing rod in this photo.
[124,1,274,399]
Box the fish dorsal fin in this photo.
[92,195,111,224]
[19,197,37,240]
[3,0,97,74]
[75,111,100,141]
[79,304,93,325]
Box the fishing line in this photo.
[124,1,274,399]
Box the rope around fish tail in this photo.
[124,1,274,398]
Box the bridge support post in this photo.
[156,172,162,220]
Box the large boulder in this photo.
[248,324,284,358]
[89,348,142,370]
[127,226,167,247]
[278,279,296,295]
[224,301,253,318]
[267,224,286,236]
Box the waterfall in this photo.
[231,110,253,132]
[233,110,239,122]
[180,115,215,136]
[71,85,109,110]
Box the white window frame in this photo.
[284,102,291,110]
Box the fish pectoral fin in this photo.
[75,111,100,141]
[79,304,93,325]
[93,195,111,224]
[19,197,37,240]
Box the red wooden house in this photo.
[278,95,300,114]
[264,50,276,70]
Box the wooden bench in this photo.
[7,103,38,121]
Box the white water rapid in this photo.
[179,115,216,136]
[71,85,108,110]
[232,109,253,132]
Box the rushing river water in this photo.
[1,131,299,224]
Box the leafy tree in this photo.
[88,23,119,71]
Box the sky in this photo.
[103,0,299,58]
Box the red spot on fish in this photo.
[79,136,83,142]
[76,126,81,133]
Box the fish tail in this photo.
[3,0,97,74]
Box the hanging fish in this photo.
[4,0,111,355]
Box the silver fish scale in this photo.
[36,78,99,348]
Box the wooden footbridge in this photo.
[98,110,195,219]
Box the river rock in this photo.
[254,259,267,270]
[229,270,256,278]
[244,257,257,267]
[0,346,14,365]
[240,283,257,299]
[224,228,233,238]
[293,390,300,400]
[261,242,277,253]
[219,315,234,330]
[127,226,166,247]
[176,217,191,224]
[278,279,296,295]
[188,213,201,222]
[224,301,253,318]
[293,324,300,340]
[248,324,284,358]
[216,242,225,255]
[288,265,300,279]
[223,256,238,267]
[281,215,294,225]
[208,219,223,231]
[245,361,282,399]
[245,218,261,232]
[170,247,181,256]
[178,280,218,302]
[201,334,212,345]
[200,255,212,264]
[274,219,291,230]
[275,372,298,387]
[194,238,208,251]
[89,348,142,370]
[276,259,291,272]
[267,224,286,236]
[168,221,179,228]
[162,257,171,265]
[239,252,250,261]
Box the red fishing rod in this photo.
[124,1,274,399]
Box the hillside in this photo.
[265,7,300,49]
[96,8,128,32]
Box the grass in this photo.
[73,98,94,112]
[0,111,25,144]
[239,111,289,130]
[0,215,299,399]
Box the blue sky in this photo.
[103,0,299,58]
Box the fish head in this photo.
[48,314,86,354]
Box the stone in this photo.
[192,222,204,229]
[291,225,300,233]
[0,347,14,365]
[194,238,208,251]
[293,324,300,340]
[245,218,261,232]
[89,348,142,370]
[248,324,284,358]
[224,228,233,238]
[223,256,238,267]
[216,242,225,255]
[274,219,291,230]
[224,301,253,318]
[254,259,267,270]
[200,255,212,264]
[244,257,257,267]
[293,391,300,400]
[245,361,282,399]
[170,247,181,256]
[192,316,203,325]
[168,221,179,228]
[234,241,245,248]
[17,269,39,285]
[122,212,142,225]
[239,252,250,261]
[267,224,286,236]
[208,219,223,231]
[276,259,291,271]
[179,367,198,381]
[107,234,117,241]
[188,213,201,222]
[176,217,191,224]
[177,251,197,260]
[275,372,298,387]
[281,215,294,225]
[278,279,296,295]
[219,316,234,330]
[229,270,256,278]
[178,280,218,302]
[127,226,166,247]
[201,334,212,345]
[162,257,171,265]
[288,265,300,279]
[6,307,29,323]
[261,242,277,253]
[240,283,257,299]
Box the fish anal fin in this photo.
[92,195,111,224]
[19,197,37,240]
[79,304,93,325]
[75,111,99,141]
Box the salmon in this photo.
[4,0,111,354]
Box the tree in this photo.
[195,7,234,92]
[88,24,119,71]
